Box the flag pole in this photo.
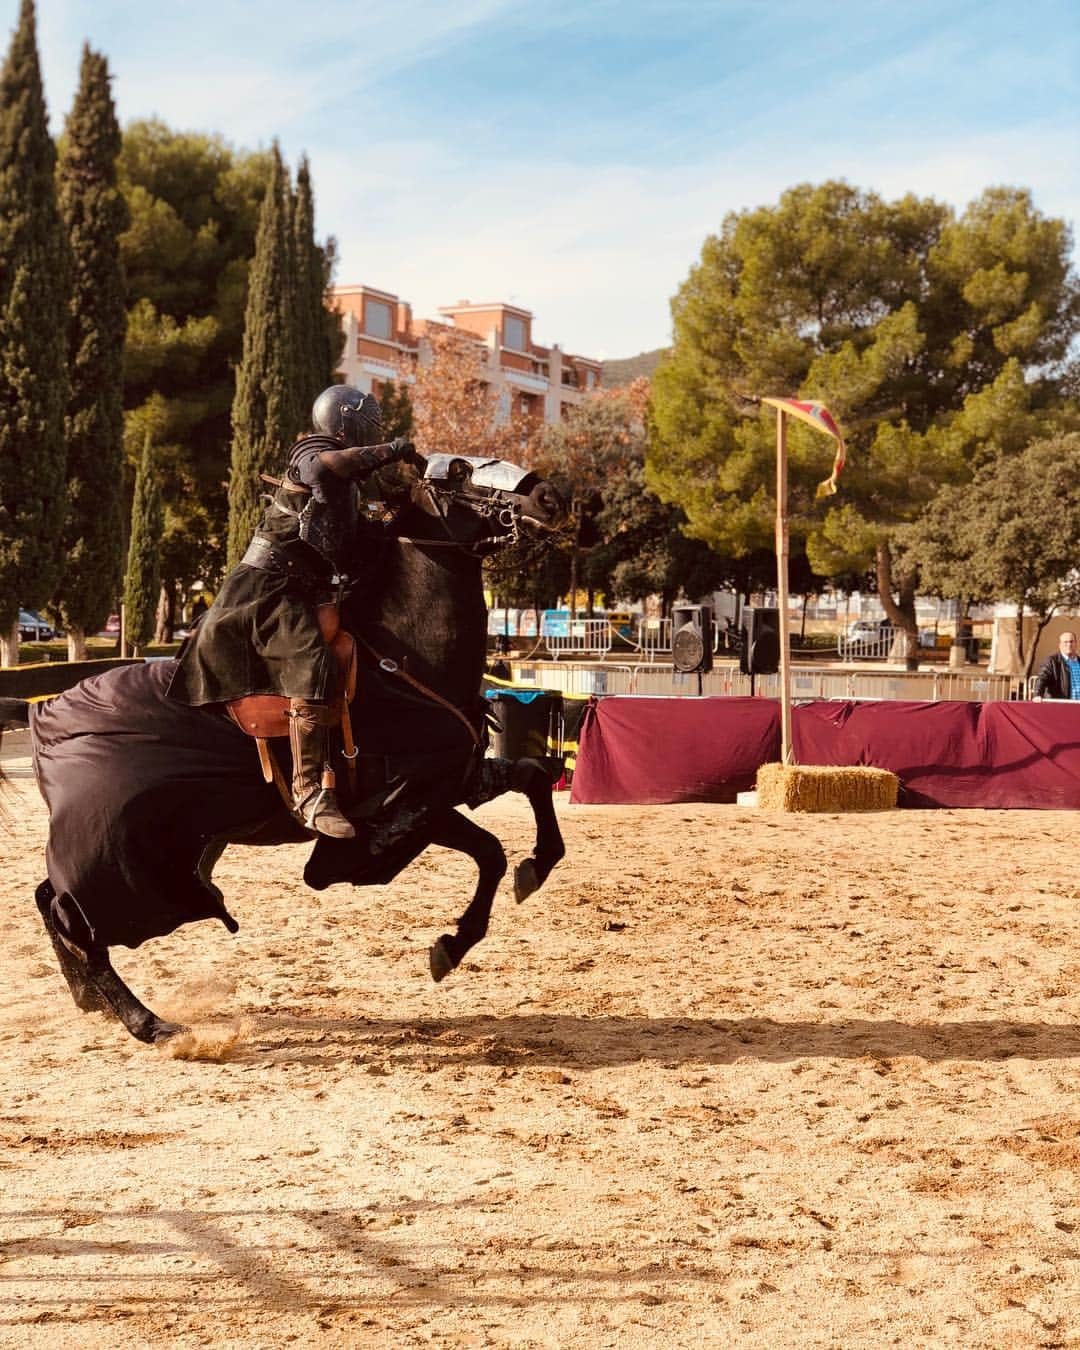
[775,407,794,765]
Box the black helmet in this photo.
[312,384,382,446]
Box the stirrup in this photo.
[296,787,355,839]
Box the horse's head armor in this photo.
[422,456,564,544]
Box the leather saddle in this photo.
[223,604,359,797]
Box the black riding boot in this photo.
[287,699,355,839]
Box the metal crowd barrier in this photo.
[544,618,614,660]
[635,617,671,661]
[507,660,1021,702]
[837,624,907,661]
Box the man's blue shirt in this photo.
[1067,655,1080,699]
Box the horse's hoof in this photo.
[148,1019,189,1045]
[514,858,539,904]
[429,937,456,984]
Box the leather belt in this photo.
[240,536,329,586]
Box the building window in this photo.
[365,299,392,340]
[503,314,526,352]
[585,369,596,389]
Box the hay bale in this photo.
[756,762,898,813]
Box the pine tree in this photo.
[124,434,162,654]
[226,143,298,567]
[0,0,70,665]
[55,45,128,661]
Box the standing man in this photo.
[1032,631,1080,700]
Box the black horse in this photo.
[0,455,566,1045]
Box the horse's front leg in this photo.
[468,757,565,903]
[35,881,187,1045]
[427,809,506,983]
[464,756,564,901]
[509,758,565,902]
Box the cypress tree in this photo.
[55,45,128,661]
[226,143,297,567]
[292,155,319,410]
[123,434,162,654]
[293,153,343,404]
[0,0,69,665]
[280,164,304,439]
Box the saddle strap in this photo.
[257,736,295,813]
[354,634,481,748]
[340,702,358,793]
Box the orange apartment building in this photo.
[328,284,602,425]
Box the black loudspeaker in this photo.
[739,606,780,675]
[672,603,713,674]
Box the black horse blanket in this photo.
[30,660,283,952]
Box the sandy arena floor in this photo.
[3,762,1080,1348]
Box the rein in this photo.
[391,482,522,556]
[353,633,482,748]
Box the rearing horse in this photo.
[0,454,567,1045]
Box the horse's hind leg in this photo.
[426,810,506,983]
[510,759,565,902]
[35,881,106,1014]
[36,881,186,1045]
[82,951,188,1045]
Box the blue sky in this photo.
[7,0,1080,359]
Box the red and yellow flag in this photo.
[761,397,846,498]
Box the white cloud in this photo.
[320,122,1080,359]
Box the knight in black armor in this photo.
[168,385,422,839]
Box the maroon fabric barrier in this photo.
[570,696,779,804]
[792,700,983,808]
[571,696,1080,809]
[973,702,1080,809]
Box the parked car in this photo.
[845,620,882,646]
[99,613,121,637]
[18,609,55,641]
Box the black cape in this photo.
[31,660,284,950]
[167,562,333,706]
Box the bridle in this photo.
[392,480,528,556]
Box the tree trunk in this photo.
[67,626,88,662]
[947,593,978,668]
[568,509,581,623]
[1022,607,1057,680]
[154,581,173,645]
[0,618,19,668]
[876,539,919,668]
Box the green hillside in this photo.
[602,347,667,386]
